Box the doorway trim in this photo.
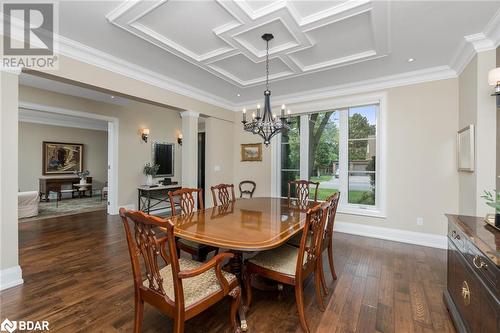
[19,101,119,215]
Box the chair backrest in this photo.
[239,180,256,198]
[295,201,329,278]
[288,180,319,209]
[119,208,182,302]
[211,184,236,206]
[168,188,204,216]
[325,192,340,236]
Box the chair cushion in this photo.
[248,244,306,276]
[146,258,236,308]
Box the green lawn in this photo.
[312,187,375,205]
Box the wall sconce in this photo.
[488,67,500,107]
[177,133,183,146]
[141,128,150,143]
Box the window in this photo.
[276,100,384,217]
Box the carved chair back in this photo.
[288,180,319,209]
[168,188,204,217]
[119,209,182,302]
[325,192,340,240]
[211,184,236,206]
[295,201,328,280]
[239,180,256,198]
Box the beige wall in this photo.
[1,71,21,277]
[204,117,235,207]
[19,85,183,208]
[233,79,460,236]
[18,122,108,191]
[458,50,497,216]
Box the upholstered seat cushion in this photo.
[248,244,307,276]
[145,258,236,308]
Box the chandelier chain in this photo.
[265,39,269,91]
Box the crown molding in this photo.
[19,108,108,131]
[235,65,457,109]
[56,35,239,111]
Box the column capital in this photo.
[180,111,200,118]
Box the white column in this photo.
[180,111,199,189]
[0,69,23,290]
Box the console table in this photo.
[137,184,181,214]
[39,176,92,201]
[444,214,499,332]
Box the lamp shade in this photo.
[488,67,500,86]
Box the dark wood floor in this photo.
[1,211,455,332]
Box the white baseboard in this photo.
[0,266,23,291]
[335,221,447,249]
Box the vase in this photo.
[79,178,86,185]
[146,175,153,186]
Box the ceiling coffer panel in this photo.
[106,0,390,88]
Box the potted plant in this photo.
[74,170,90,184]
[143,163,159,186]
[481,190,500,228]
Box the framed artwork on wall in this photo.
[42,141,84,175]
[241,143,262,162]
[457,125,474,172]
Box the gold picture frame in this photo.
[241,143,262,161]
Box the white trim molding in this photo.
[0,266,23,291]
[335,221,447,249]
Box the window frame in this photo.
[272,93,387,218]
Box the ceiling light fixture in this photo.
[241,33,291,147]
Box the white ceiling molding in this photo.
[450,8,500,75]
[235,65,457,109]
[105,0,390,88]
[19,108,108,131]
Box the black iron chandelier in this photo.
[241,33,291,147]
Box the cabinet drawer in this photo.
[448,223,467,253]
[464,245,499,297]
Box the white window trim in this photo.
[272,92,387,218]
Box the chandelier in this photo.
[241,33,291,147]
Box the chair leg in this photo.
[244,272,253,308]
[327,240,337,280]
[314,267,326,312]
[229,287,242,333]
[173,319,184,333]
[318,257,328,296]
[295,282,310,333]
[133,296,144,333]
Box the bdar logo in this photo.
[0,319,17,333]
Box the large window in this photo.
[277,101,383,216]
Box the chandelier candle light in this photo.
[242,33,291,146]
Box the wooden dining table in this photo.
[169,197,311,331]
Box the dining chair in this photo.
[287,180,319,209]
[168,188,218,262]
[244,201,329,333]
[287,192,340,296]
[211,183,236,206]
[119,208,241,333]
[238,180,256,198]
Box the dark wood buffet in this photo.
[445,214,500,333]
[39,176,92,200]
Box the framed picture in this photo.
[457,125,474,172]
[43,141,84,175]
[241,143,262,162]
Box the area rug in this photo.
[19,196,107,222]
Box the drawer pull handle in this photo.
[461,281,470,306]
[473,255,487,269]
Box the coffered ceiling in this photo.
[51,1,500,108]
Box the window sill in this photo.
[337,206,386,219]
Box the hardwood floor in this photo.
[1,211,455,332]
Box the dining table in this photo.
[169,197,312,331]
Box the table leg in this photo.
[228,252,248,332]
